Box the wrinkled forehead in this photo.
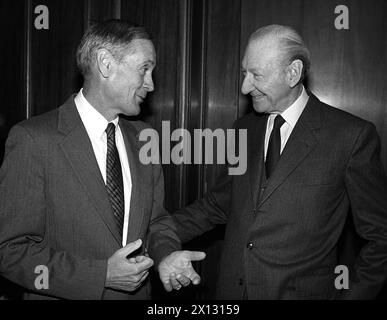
[242,37,283,69]
[123,39,156,65]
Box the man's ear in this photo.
[286,59,303,88]
[96,49,115,78]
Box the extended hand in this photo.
[106,239,154,292]
[158,250,206,292]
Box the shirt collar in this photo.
[74,89,119,139]
[273,86,309,128]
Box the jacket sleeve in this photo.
[146,162,182,266]
[0,125,107,300]
[341,122,387,299]
[168,121,242,244]
[171,166,232,244]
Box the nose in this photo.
[144,73,154,92]
[241,74,253,95]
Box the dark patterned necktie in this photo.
[266,115,285,179]
[105,123,124,236]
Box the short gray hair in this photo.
[76,19,151,79]
[250,24,311,82]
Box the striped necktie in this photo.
[105,123,124,236]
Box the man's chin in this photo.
[252,102,268,114]
[122,104,141,117]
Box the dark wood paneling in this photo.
[196,0,242,299]
[30,0,86,116]
[205,0,241,187]
[0,2,28,298]
[0,0,28,164]
[122,0,182,212]
[186,0,208,204]
[122,0,180,128]
[302,0,387,170]
[122,0,191,300]
[88,0,121,23]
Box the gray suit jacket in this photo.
[173,93,387,299]
[0,96,180,300]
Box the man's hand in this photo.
[158,250,206,292]
[105,239,154,292]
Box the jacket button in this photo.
[246,243,253,250]
[239,278,243,286]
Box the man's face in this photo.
[106,39,156,117]
[241,38,291,114]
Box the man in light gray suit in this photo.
[0,20,204,300]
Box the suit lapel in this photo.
[119,119,148,243]
[258,94,322,208]
[57,97,122,246]
[247,114,268,207]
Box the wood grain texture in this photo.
[205,0,242,189]
[0,0,28,299]
[186,0,207,205]
[121,0,182,212]
[0,0,28,164]
[30,0,86,116]
[87,0,121,23]
[194,0,242,299]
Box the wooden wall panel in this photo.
[186,0,207,204]
[121,0,190,300]
[0,0,28,299]
[121,0,183,213]
[193,0,242,300]
[205,0,242,188]
[88,0,121,23]
[30,0,86,116]
[121,0,180,129]
[0,0,28,164]
[302,0,387,170]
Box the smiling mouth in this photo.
[251,93,265,100]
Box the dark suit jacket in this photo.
[0,96,180,300]
[173,93,387,299]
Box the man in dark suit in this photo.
[162,24,387,299]
[0,20,204,300]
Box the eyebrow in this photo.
[249,67,262,74]
[241,67,263,75]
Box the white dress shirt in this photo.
[75,89,132,247]
[264,86,309,160]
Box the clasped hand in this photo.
[105,239,153,292]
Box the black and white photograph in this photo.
[0,0,387,310]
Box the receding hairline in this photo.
[246,24,311,77]
[118,38,157,67]
[249,24,301,45]
[123,38,155,55]
[76,20,153,79]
